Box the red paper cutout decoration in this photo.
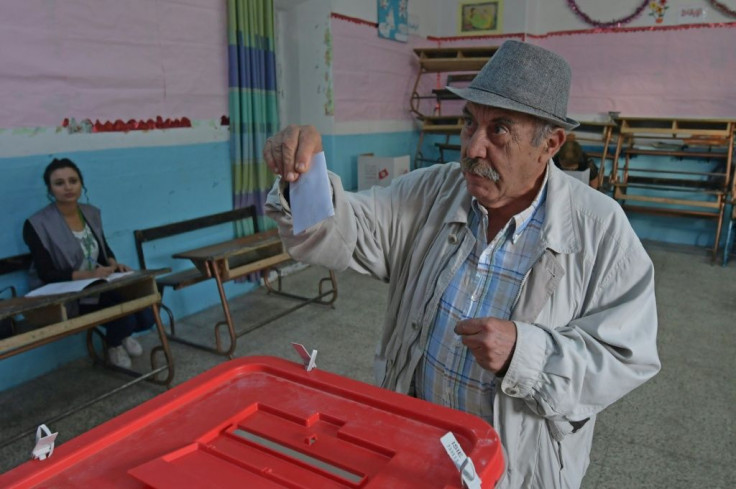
[61,116,194,133]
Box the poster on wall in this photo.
[378,0,409,42]
[458,0,503,35]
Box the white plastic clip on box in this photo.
[441,431,483,489]
[31,424,58,461]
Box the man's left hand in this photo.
[454,317,517,374]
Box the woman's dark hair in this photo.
[43,158,85,190]
[43,158,88,201]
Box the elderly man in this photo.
[264,40,660,489]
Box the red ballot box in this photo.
[1,356,505,488]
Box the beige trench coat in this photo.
[266,161,660,489]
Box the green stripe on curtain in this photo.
[228,0,279,234]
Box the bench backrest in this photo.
[0,253,32,276]
[0,253,32,300]
[133,206,259,269]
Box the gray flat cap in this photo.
[448,40,579,130]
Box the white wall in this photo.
[275,0,333,134]
[275,0,442,133]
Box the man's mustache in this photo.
[460,157,500,182]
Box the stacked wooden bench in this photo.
[571,120,618,190]
[610,116,735,262]
[411,47,497,169]
[133,205,338,357]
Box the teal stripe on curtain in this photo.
[228,0,279,234]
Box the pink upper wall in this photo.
[331,16,736,123]
[537,28,736,117]
[0,0,228,129]
[331,17,429,124]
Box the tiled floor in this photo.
[1,242,734,487]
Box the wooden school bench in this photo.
[0,268,175,448]
[133,205,338,357]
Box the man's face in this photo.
[460,102,564,210]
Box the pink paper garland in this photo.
[567,0,650,28]
[709,0,736,18]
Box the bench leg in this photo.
[723,215,734,267]
[85,327,107,364]
[711,201,725,264]
[149,303,175,385]
[159,302,176,336]
[84,304,175,386]
[232,268,339,340]
[263,266,338,307]
[212,264,237,357]
[164,262,237,358]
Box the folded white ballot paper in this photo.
[290,152,335,235]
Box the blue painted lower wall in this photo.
[324,131,421,191]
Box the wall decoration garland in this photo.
[60,116,193,134]
[567,0,650,28]
[708,0,736,18]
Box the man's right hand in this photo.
[263,125,323,183]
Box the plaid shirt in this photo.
[415,176,548,424]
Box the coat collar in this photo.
[539,162,582,254]
[442,162,582,255]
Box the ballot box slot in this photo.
[233,428,364,484]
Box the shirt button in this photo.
[412,322,419,330]
[448,235,458,244]
[506,386,519,396]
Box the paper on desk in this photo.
[290,152,334,235]
[25,272,135,297]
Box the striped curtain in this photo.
[228,0,279,233]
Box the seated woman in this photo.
[553,135,600,189]
[23,158,153,369]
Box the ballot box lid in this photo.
[1,356,504,488]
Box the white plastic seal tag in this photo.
[440,432,482,489]
[291,342,318,371]
[32,424,58,461]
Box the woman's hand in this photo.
[91,265,116,278]
[72,265,115,280]
[107,259,132,273]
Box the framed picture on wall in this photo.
[458,0,503,35]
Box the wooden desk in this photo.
[173,229,337,357]
[0,269,175,447]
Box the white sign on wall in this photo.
[678,4,707,23]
